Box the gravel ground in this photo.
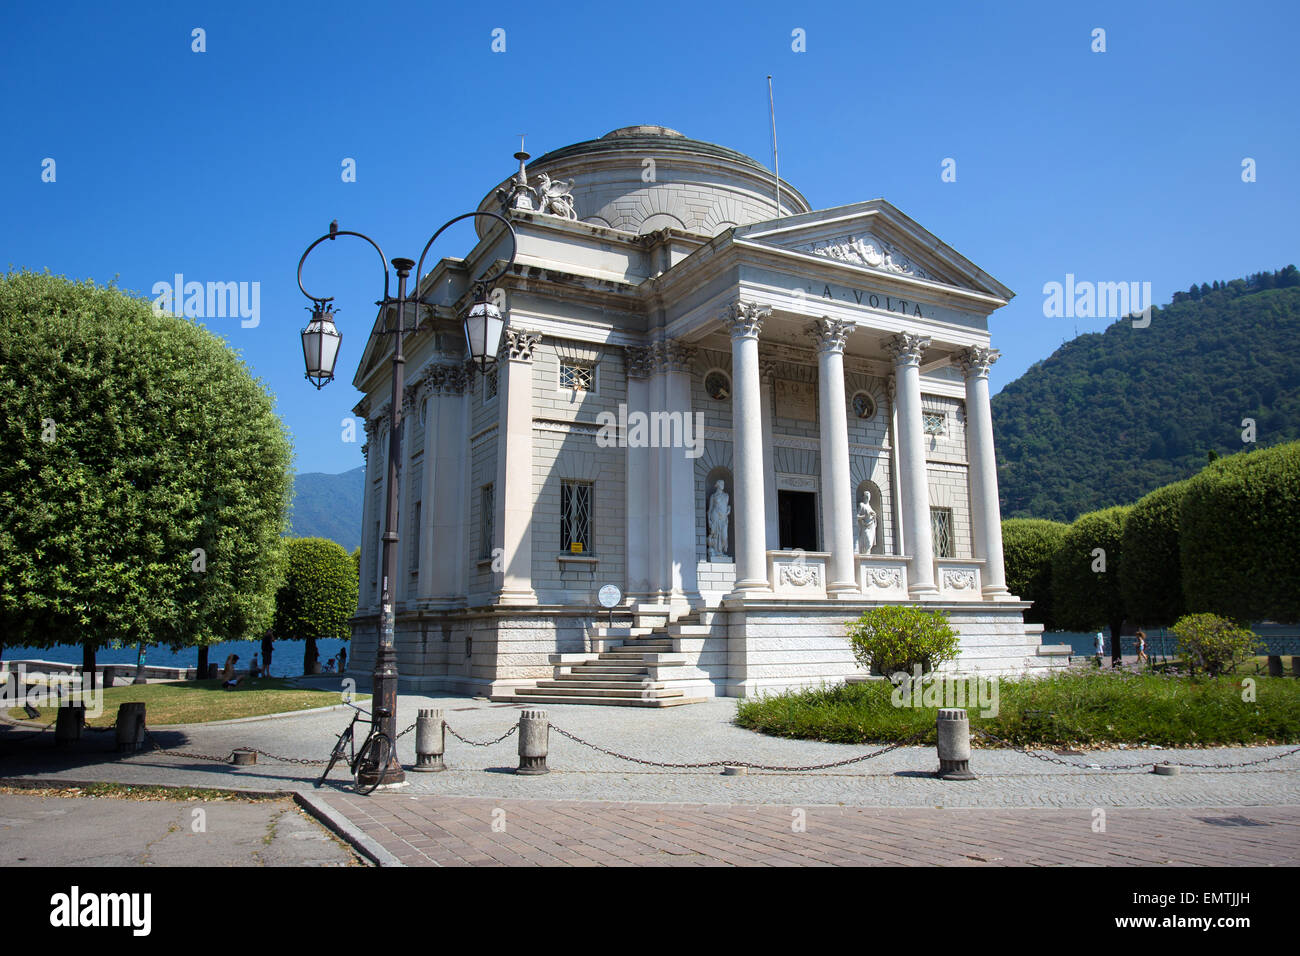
[3,688,1298,809]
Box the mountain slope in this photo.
[993,271,1300,521]
[289,466,365,550]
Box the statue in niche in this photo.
[707,480,731,561]
[856,491,877,554]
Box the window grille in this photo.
[561,480,593,553]
[480,484,494,559]
[484,369,498,403]
[560,362,594,392]
[930,508,954,558]
[923,412,947,435]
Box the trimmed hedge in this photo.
[1120,479,1191,627]
[1002,518,1069,629]
[1180,442,1300,623]
[1051,505,1132,638]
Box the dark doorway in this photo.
[778,490,818,552]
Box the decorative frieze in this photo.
[797,233,931,279]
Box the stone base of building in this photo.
[349,598,1068,701]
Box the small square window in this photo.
[560,362,594,392]
[923,412,946,435]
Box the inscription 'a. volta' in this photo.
[804,285,926,318]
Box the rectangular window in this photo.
[479,484,494,560]
[559,362,594,392]
[923,412,947,436]
[930,508,953,558]
[409,501,421,575]
[483,368,498,405]
[561,480,593,553]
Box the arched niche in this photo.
[854,480,885,555]
[704,466,735,562]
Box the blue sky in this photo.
[3,1,1296,475]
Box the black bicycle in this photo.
[317,701,392,795]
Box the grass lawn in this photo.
[7,678,368,728]
[734,670,1300,749]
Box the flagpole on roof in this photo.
[768,75,780,216]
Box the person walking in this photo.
[1136,630,1148,666]
[338,646,347,674]
[1094,631,1105,662]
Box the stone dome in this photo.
[479,126,810,237]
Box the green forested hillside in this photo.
[993,268,1300,521]
[289,466,365,550]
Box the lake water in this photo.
[1,638,354,677]
[1052,626,1300,658]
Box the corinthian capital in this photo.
[660,339,696,373]
[808,317,855,354]
[503,329,542,362]
[722,300,770,341]
[883,332,931,366]
[625,345,655,380]
[953,345,1000,378]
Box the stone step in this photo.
[555,672,648,683]
[568,664,651,675]
[488,693,706,708]
[1036,644,1073,656]
[547,678,665,690]
[519,684,682,699]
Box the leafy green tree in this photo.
[1180,442,1300,623]
[272,537,358,674]
[1001,518,1069,630]
[1120,479,1191,627]
[1170,613,1262,676]
[0,271,292,684]
[1051,506,1132,665]
[845,606,959,677]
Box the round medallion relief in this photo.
[705,370,731,401]
[852,392,876,420]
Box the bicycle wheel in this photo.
[317,727,353,788]
[353,733,392,796]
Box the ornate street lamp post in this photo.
[296,212,516,789]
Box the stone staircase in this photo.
[491,606,709,708]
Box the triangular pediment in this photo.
[733,199,1013,302]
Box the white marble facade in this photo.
[348,126,1064,697]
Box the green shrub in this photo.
[1050,506,1132,653]
[1171,613,1262,677]
[1120,479,1191,627]
[272,537,359,674]
[1180,441,1300,623]
[1002,518,1069,629]
[845,605,959,677]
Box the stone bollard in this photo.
[413,708,447,772]
[231,748,257,766]
[115,702,146,753]
[516,710,550,775]
[936,708,976,781]
[54,704,84,746]
[1267,655,1283,677]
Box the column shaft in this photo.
[726,303,771,594]
[495,331,540,606]
[812,319,856,593]
[957,347,1009,596]
[887,333,938,597]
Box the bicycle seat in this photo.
[374,707,391,718]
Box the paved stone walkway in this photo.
[0,791,360,866]
[318,794,1300,867]
[3,694,1298,809]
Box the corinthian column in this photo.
[955,346,1009,597]
[810,318,857,595]
[495,329,541,606]
[724,301,771,595]
[885,332,938,598]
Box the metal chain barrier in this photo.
[548,722,929,772]
[444,722,518,747]
[973,728,1300,773]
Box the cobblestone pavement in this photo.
[0,791,360,866]
[318,795,1300,867]
[3,693,1298,810]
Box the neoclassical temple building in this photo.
[349,125,1067,705]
